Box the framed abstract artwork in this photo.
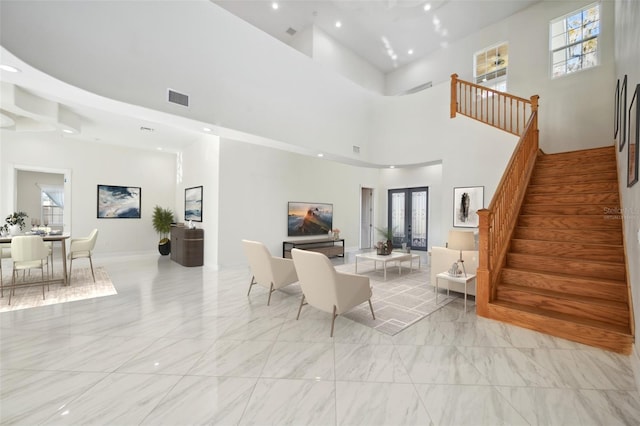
[614,78,620,139]
[620,75,627,152]
[628,84,639,187]
[185,185,203,222]
[453,186,484,228]
[97,185,141,218]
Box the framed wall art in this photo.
[453,186,484,228]
[97,184,141,218]
[628,83,639,187]
[287,202,333,236]
[614,78,620,140]
[185,185,203,222]
[620,75,627,152]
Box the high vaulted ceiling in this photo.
[213,0,540,73]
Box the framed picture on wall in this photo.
[620,75,628,152]
[628,84,639,188]
[614,78,620,140]
[453,186,484,228]
[185,185,203,222]
[97,184,141,218]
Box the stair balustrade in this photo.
[450,73,539,315]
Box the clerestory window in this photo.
[550,3,600,78]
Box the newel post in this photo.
[530,94,540,148]
[450,73,458,118]
[476,208,491,317]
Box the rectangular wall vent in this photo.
[353,145,360,154]
[168,89,189,107]
[286,27,297,36]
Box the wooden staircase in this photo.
[489,146,633,353]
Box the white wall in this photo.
[177,134,221,268]
[615,0,640,383]
[217,138,379,267]
[385,0,616,154]
[0,133,176,255]
[311,26,385,95]
[288,25,314,58]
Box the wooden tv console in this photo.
[282,238,345,259]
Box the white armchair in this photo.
[291,248,375,337]
[68,229,98,283]
[242,239,298,305]
[0,243,11,296]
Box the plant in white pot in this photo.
[152,206,174,255]
[2,211,28,236]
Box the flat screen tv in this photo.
[287,202,333,237]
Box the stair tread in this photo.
[502,266,627,286]
[498,283,628,308]
[491,300,632,336]
[507,252,626,268]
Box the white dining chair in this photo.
[8,236,50,305]
[68,229,99,283]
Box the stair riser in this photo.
[496,287,629,327]
[520,204,611,215]
[527,182,618,194]
[506,253,626,281]
[485,303,633,354]
[501,268,628,302]
[525,193,619,205]
[518,215,622,229]
[513,228,623,245]
[509,240,625,264]
[530,171,618,185]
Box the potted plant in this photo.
[2,211,28,236]
[152,206,174,255]
[375,226,394,255]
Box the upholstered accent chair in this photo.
[0,243,12,297]
[68,229,98,283]
[291,248,375,337]
[242,239,298,305]
[8,236,51,304]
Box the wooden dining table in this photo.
[0,233,71,285]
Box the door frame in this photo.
[388,186,429,251]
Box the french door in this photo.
[388,187,428,251]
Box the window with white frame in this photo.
[40,186,64,226]
[474,42,508,92]
[550,3,600,78]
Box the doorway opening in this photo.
[360,187,374,249]
[388,187,428,251]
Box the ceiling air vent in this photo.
[286,27,297,36]
[167,89,189,107]
[353,145,360,154]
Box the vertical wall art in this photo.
[620,75,628,152]
[453,186,484,228]
[628,84,639,187]
[185,185,203,222]
[614,78,620,140]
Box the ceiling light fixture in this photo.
[0,64,20,73]
[271,2,278,10]
[62,129,74,134]
[423,3,432,12]
[335,21,342,28]
[432,16,440,26]
[408,49,414,55]
[203,127,212,132]
[389,165,395,169]
[317,153,324,157]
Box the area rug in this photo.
[0,267,117,312]
[335,262,456,335]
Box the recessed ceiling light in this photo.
[317,153,324,157]
[391,54,398,60]
[408,49,414,55]
[423,3,432,12]
[271,2,278,10]
[0,64,20,73]
[62,129,74,134]
[389,165,395,169]
[203,127,212,132]
[335,21,342,28]
[157,147,163,151]
[433,16,440,26]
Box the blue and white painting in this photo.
[185,186,203,222]
[97,185,141,218]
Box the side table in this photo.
[435,272,476,311]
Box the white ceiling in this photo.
[1,0,540,155]
[212,0,540,73]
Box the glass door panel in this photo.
[388,187,428,251]
[410,189,427,249]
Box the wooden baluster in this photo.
[450,73,458,118]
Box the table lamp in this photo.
[448,230,475,277]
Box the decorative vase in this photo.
[9,224,21,236]
[158,240,171,256]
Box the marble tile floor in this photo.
[1,253,640,425]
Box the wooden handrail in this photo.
[450,73,537,136]
[450,74,539,316]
